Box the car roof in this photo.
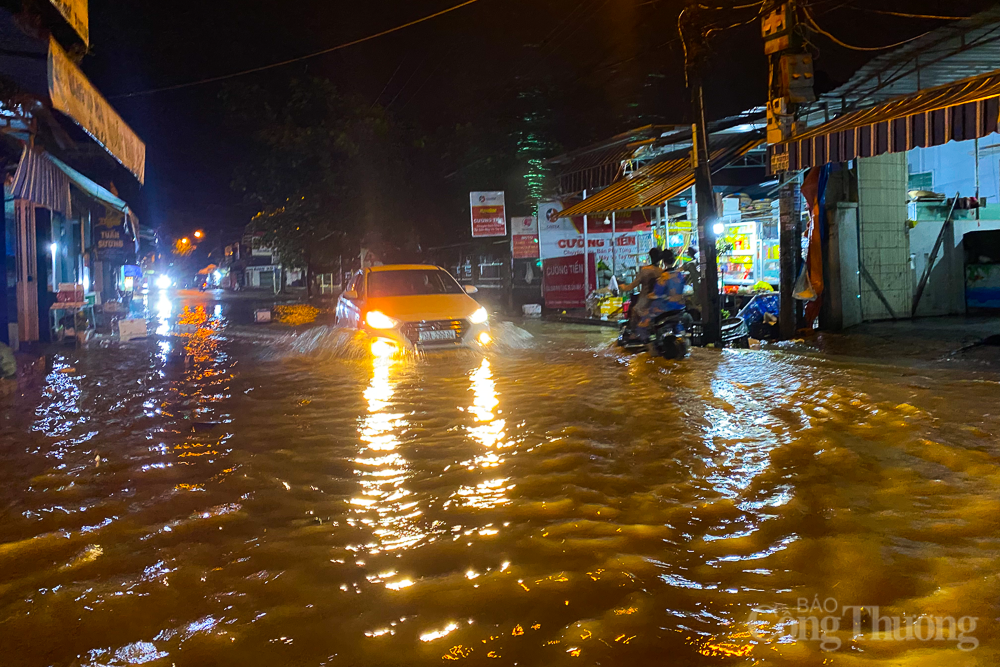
[367,264,443,273]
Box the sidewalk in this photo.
[769,316,1000,366]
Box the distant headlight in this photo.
[469,307,489,325]
[365,310,398,329]
[155,275,172,289]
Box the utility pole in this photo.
[680,2,722,347]
[762,0,815,337]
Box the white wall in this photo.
[858,153,912,320]
[907,138,1000,315]
[909,139,1000,205]
[910,213,1000,316]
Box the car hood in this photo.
[365,294,481,322]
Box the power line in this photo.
[802,4,931,51]
[109,0,486,99]
[845,7,971,21]
[371,62,403,110]
[697,1,764,10]
[386,59,426,109]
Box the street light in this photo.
[193,230,204,240]
[181,237,190,245]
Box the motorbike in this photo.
[616,290,749,358]
[616,291,693,360]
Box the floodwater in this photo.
[1,291,999,666]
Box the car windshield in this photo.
[367,270,465,298]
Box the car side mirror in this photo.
[343,289,358,300]
[464,285,479,295]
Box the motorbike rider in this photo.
[619,248,663,335]
[636,248,686,341]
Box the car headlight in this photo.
[365,310,398,329]
[155,275,172,289]
[469,307,489,324]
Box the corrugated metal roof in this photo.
[815,8,1000,115]
[558,133,764,217]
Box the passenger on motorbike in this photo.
[619,248,663,333]
[636,248,686,341]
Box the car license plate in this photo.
[419,329,457,342]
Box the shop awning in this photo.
[770,68,1000,172]
[48,153,134,218]
[49,153,140,252]
[557,132,764,218]
[547,125,682,195]
[11,147,72,218]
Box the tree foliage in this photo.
[222,77,422,271]
[222,73,563,271]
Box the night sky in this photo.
[80,0,997,243]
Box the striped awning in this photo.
[770,68,1000,172]
[558,133,764,218]
[12,147,71,218]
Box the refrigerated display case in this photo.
[719,197,780,290]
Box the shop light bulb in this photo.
[366,310,398,329]
[469,307,489,324]
[49,242,58,255]
[712,222,725,236]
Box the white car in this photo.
[336,265,491,353]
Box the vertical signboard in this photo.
[511,216,539,259]
[470,192,507,238]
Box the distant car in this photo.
[336,264,490,353]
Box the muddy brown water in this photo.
[1,296,998,666]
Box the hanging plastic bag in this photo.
[793,263,817,301]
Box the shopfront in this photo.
[769,68,1000,327]
[0,5,145,347]
[543,129,774,319]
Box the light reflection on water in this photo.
[351,353,426,554]
[1,310,999,665]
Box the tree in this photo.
[222,76,423,289]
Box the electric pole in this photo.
[762,0,815,338]
[680,2,722,347]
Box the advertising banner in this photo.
[48,38,146,183]
[470,191,507,238]
[538,200,649,269]
[511,216,539,259]
[48,0,89,44]
[542,254,597,309]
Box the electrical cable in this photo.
[801,4,931,51]
[109,0,485,99]
[697,1,764,10]
[845,7,970,21]
[537,0,603,49]
[370,62,403,110]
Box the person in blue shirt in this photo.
[636,248,686,341]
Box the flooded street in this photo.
[2,292,999,666]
